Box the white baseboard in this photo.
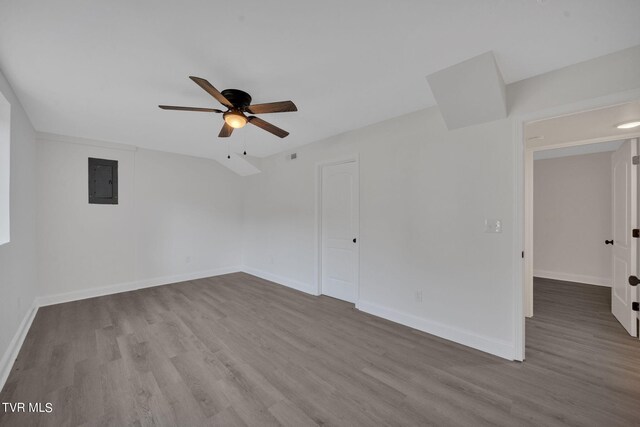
[239,267,513,360]
[356,300,515,361]
[0,302,39,391]
[37,266,243,307]
[533,269,611,287]
[240,266,318,295]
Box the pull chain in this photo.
[243,132,247,156]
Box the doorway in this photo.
[531,139,637,335]
[524,101,640,345]
[318,159,359,303]
[533,142,618,287]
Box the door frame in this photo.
[515,90,640,360]
[316,155,360,301]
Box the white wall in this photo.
[0,70,38,384]
[0,92,9,245]
[37,135,244,303]
[533,152,612,286]
[243,108,517,359]
[507,45,640,116]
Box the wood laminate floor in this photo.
[1,274,639,426]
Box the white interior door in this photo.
[321,161,359,303]
[611,139,637,336]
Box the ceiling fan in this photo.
[159,76,297,138]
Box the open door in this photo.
[611,138,638,336]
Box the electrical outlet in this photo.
[185,256,192,264]
[415,290,423,302]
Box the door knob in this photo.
[353,238,357,243]
[605,240,614,245]
[629,276,640,286]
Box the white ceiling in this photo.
[526,101,640,148]
[2,1,640,164]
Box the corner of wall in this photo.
[241,266,319,296]
[0,301,38,391]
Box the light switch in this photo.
[485,219,502,233]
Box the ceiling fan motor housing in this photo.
[221,89,252,109]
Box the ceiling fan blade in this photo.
[219,122,234,138]
[189,76,233,108]
[159,105,223,113]
[247,101,297,114]
[248,116,289,138]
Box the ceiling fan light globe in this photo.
[224,111,247,129]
